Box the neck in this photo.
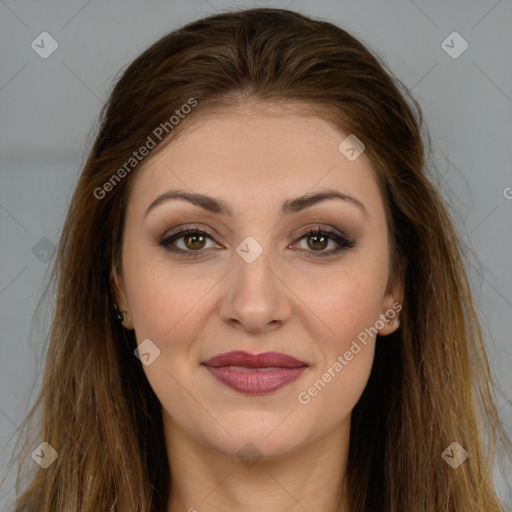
[164,414,351,512]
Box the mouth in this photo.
[201,351,309,395]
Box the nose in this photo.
[219,240,292,334]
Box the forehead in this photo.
[127,102,384,218]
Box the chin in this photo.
[193,413,311,461]
[214,433,304,462]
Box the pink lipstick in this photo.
[202,351,308,394]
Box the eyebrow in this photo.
[144,188,368,219]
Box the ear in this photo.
[110,265,134,330]
[377,268,404,336]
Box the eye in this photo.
[159,227,220,256]
[291,226,355,258]
[159,225,355,258]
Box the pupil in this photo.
[309,234,327,250]
[186,234,205,250]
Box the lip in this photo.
[202,351,309,395]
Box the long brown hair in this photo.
[4,7,510,511]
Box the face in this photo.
[113,101,403,460]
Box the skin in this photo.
[113,100,403,512]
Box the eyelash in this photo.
[158,225,355,259]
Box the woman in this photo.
[5,7,510,512]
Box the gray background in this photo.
[1,0,511,509]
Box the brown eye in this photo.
[307,233,329,251]
[159,228,219,256]
[293,227,355,258]
[184,233,207,250]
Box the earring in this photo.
[113,303,127,323]
[385,315,400,328]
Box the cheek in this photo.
[123,260,215,422]
[294,276,383,427]
[123,246,215,345]
[300,258,388,354]
[292,262,386,420]
[315,276,384,331]
[296,339,375,437]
